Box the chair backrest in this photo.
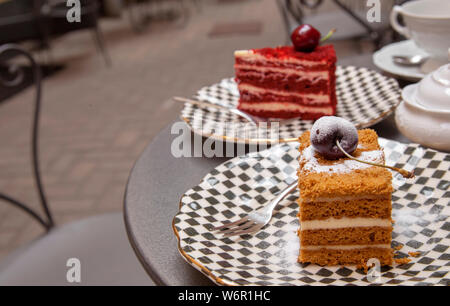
[0,0,34,18]
[335,0,397,28]
[47,0,100,35]
[0,44,54,230]
[0,0,49,45]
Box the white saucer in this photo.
[373,40,438,82]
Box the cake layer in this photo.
[238,83,331,105]
[235,57,331,72]
[235,72,331,95]
[298,130,393,200]
[235,65,329,78]
[300,145,385,173]
[238,102,334,113]
[298,196,392,221]
[300,217,391,230]
[299,226,392,246]
[238,102,334,119]
[301,244,391,251]
[298,167,393,200]
[299,247,393,266]
[235,45,337,66]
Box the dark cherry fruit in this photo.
[309,116,415,178]
[291,24,321,52]
[310,116,358,159]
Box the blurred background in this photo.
[0,0,405,261]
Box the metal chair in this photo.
[46,0,112,66]
[0,0,111,66]
[0,44,153,286]
[0,1,51,53]
[0,44,54,231]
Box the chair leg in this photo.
[0,44,54,230]
[127,0,151,33]
[91,25,112,67]
[276,0,293,44]
[42,44,54,67]
[332,0,374,37]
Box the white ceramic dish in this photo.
[373,40,438,82]
[181,66,401,144]
[390,0,450,61]
[173,139,450,286]
[395,64,450,151]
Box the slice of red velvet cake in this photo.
[234,45,337,119]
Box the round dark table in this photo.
[124,56,413,286]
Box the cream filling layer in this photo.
[238,83,329,104]
[301,244,391,251]
[300,217,392,230]
[235,64,329,79]
[234,50,327,67]
[239,102,333,113]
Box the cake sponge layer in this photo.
[299,226,392,246]
[298,197,392,221]
[299,247,393,266]
[235,73,331,95]
[298,130,393,200]
[237,103,334,119]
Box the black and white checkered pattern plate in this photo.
[173,138,450,286]
[180,66,401,143]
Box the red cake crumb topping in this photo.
[253,45,336,64]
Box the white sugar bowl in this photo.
[395,64,450,151]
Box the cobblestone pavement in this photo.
[0,0,367,260]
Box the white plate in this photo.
[173,138,450,286]
[181,66,401,144]
[373,40,438,82]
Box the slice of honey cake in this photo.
[297,117,394,266]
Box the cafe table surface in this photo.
[123,55,413,285]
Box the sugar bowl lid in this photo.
[414,64,450,111]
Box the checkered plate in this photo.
[173,138,450,286]
[180,66,401,144]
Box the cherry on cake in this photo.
[234,45,337,119]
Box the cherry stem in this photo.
[320,28,336,43]
[336,140,415,179]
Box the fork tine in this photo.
[222,223,263,238]
[215,220,253,235]
[212,216,249,231]
[218,219,255,235]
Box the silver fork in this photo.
[213,182,297,237]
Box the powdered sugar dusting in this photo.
[301,146,384,174]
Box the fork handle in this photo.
[174,96,258,126]
[263,182,297,213]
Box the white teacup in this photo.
[390,0,450,61]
